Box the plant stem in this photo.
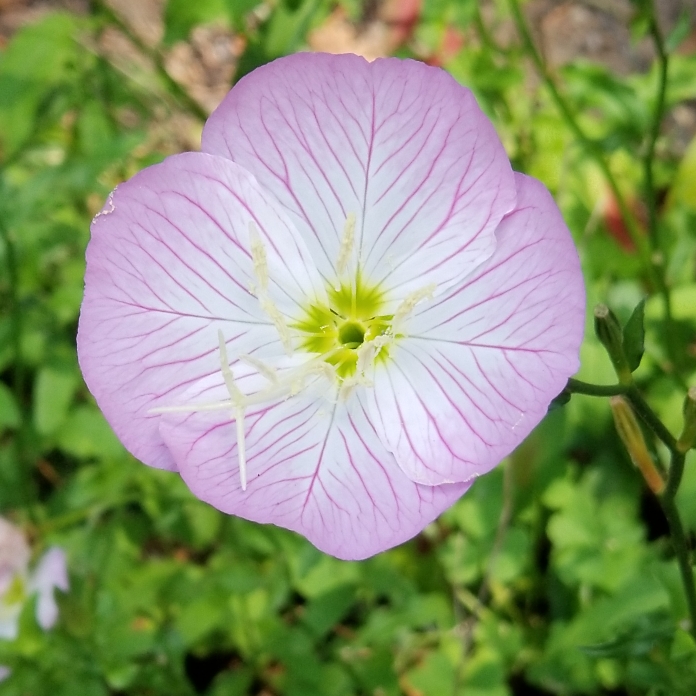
[625,384,678,452]
[507,0,683,384]
[660,450,696,639]
[567,376,696,634]
[628,427,693,632]
[92,0,208,122]
[644,2,669,249]
[0,208,32,501]
[642,2,683,379]
[566,378,627,397]
[0,213,23,408]
[506,0,649,260]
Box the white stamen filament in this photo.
[335,213,356,290]
[260,296,294,356]
[149,343,341,414]
[249,222,294,356]
[249,222,269,291]
[218,330,247,491]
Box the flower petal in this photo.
[0,518,29,581]
[366,173,585,484]
[78,152,324,471]
[0,604,20,641]
[29,548,68,630]
[202,52,516,304]
[0,666,10,682]
[159,377,469,560]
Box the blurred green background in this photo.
[1,0,696,693]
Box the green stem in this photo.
[92,0,208,122]
[625,384,678,452]
[507,0,683,383]
[620,394,695,632]
[473,3,508,56]
[0,208,32,501]
[566,378,626,397]
[660,450,696,640]
[34,496,141,535]
[0,214,23,407]
[567,376,696,633]
[506,0,649,261]
[643,2,682,379]
[644,3,669,249]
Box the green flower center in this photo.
[293,276,392,379]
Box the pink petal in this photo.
[202,52,516,306]
[159,378,469,560]
[367,173,585,485]
[77,152,322,471]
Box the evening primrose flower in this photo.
[0,518,68,641]
[77,53,584,560]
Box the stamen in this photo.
[248,222,294,356]
[239,354,278,384]
[335,213,356,289]
[259,296,294,356]
[218,330,248,491]
[149,337,344,488]
[392,283,437,332]
[149,401,233,414]
[249,222,269,292]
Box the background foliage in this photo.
[1,0,696,693]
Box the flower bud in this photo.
[594,304,632,384]
[610,396,665,495]
[677,387,696,453]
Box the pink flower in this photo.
[77,53,584,560]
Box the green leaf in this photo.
[55,405,124,459]
[162,0,227,45]
[209,668,255,696]
[671,628,696,659]
[0,382,21,430]
[0,13,81,156]
[622,298,646,372]
[404,652,457,696]
[224,0,260,29]
[32,366,79,436]
[301,584,356,639]
[264,0,323,58]
[579,612,674,658]
[666,11,692,53]
[668,135,696,212]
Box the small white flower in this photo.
[0,518,68,641]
